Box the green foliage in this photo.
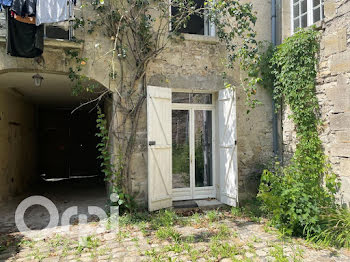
[150,209,178,229]
[207,210,220,223]
[66,50,96,96]
[207,0,260,108]
[79,236,100,250]
[172,144,190,175]
[96,107,115,183]
[268,244,289,262]
[96,107,135,212]
[256,41,276,93]
[212,224,231,241]
[309,208,350,249]
[209,241,240,259]
[172,130,211,187]
[258,28,340,237]
[155,227,181,242]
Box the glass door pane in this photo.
[194,110,213,187]
[172,110,190,189]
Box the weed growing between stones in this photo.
[4,209,350,261]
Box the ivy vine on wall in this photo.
[258,28,340,237]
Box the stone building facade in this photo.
[3,0,350,210]
[280,0,350,206]
[0,0,275,209]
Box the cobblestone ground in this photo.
[1,208,349,262]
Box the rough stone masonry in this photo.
[281,0,350,206]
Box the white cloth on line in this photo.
[36,0,70,26]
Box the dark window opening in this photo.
[171,0,205,35]
[45,25,69,40]
[172,93,212,104]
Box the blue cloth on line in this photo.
[0,0,13,11]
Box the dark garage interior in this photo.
[0,72,108,233]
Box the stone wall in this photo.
[0,10,5,36]
[0,0,274,206]
[0,89,37,201]
[281,0,350,206]
[144,0,274,203]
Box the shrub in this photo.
[259,162,338,236]
[258,28,340,237]
[309,208,350,248]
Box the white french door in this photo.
[147,87,237,210]
[171,103,216,201]
[147,86,172,211]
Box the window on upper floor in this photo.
[292,0,324,32]
[170,0,215,37]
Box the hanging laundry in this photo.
[36,0,70,26]
[12,11,36,24]
[7,9,44,58]
[14,14,36,24]
[11,0,36,17]
[0,0,13,11]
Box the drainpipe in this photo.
[271,0,279,157]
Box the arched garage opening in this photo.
[0,71,110,232]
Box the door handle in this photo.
[149,141,156,146]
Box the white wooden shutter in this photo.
[147,86,172,211]
[218,89,238,207]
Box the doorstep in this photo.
[172,199,225,211]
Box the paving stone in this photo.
[80,252,91,258]
[65,255,76,260]
[256,249,267,257]
[79,257,93,262]
[98,254,111,260]
[103,233,116,241]
[252,242,265,249]
[11,258,27,262]
[112,252,128,258]
[112,247,125,253]
[220,258,232,262]
[42,257,60,262]
[17,249,31,258]
[263,256,276,262]
[2,212,350,262]
[106,242,122,249]
[245,252,255,258]
[126,245,138,251]
[123,257,140,262]
[138,244,151,250]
